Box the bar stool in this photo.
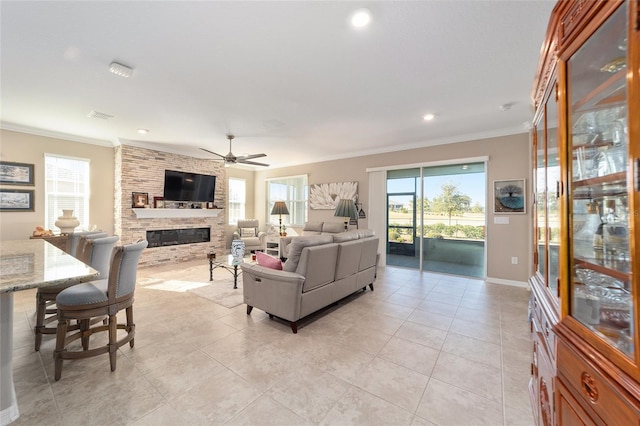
[34,235,118,351]
[54,240,147,380]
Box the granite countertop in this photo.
[0,239,98,293]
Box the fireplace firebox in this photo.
[146,227,210,248]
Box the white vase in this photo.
[54,209,80,234]
[231,239,245,264]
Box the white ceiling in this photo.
[0,1,555,169]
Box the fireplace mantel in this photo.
[132,209,223,219]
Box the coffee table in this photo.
[208,253,246,289]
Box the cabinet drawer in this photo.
[530,294,542,325]
[531,304,556,362]
[557,340,640,425]
[556,379,598,426]
[540,315,555,361]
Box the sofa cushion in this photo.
[302,221,323,235]
[283,234,333,272]
[256,251,282,270]
[241,237,261,247]
[357,229,375,239]
[297,244,339,292]
[240,227,257,237]
[333,230,360,243]
[321,222,345,234]
[359,236,379,271]
[335,239,363,280]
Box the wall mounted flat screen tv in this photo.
[163,170,216,202]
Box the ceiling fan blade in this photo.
[200,148,225,159]
[237,153,267,160]
[238,159,269,167]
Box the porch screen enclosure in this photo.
[386,162,486,278]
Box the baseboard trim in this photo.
[485,276,529,289]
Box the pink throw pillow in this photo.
[256,251,282,270]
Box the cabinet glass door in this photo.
[546,88,560,296]
[567,3,633,357]
[535,112,547,282]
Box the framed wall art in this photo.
[309,181,358,210]
[132,192,149,208]
[494,179,526,214]
[0,161,34,185]
[0,189,34,212]
[153,196,165,209]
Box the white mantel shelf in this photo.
[132,209,223,219]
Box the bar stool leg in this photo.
[54,319,69,381]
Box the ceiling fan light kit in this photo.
[200,134,269,167]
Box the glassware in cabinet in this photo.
[567,3,633,357]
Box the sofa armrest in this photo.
[279,236,295,258]
[241,263,305,322]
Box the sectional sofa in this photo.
[241,229,379,333]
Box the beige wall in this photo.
[0,128,532,284]
[255,133,532,284]
[0,129,115,240]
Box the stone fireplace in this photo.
[115,145,226,267]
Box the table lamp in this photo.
[334,199,357,231]
[270,201,290,236]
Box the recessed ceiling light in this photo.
[137,128,149,134]
[350,9,371,28]
[499,102,514,111]
[109,61,133,78]
[423,113,435,121]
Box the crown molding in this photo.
[0,122,115,147]
[270,126,528,169]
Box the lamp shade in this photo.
[270,201,289,216]
[334,199,357,219]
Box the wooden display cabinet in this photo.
[530,0,640,424]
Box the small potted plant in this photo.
[281,224,287,237]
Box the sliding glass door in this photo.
[387,169,419,268]
[386,162,486,278]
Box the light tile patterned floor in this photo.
[10,261,534,425]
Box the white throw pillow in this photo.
[240,227,256,237]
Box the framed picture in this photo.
[309,181,358,210]
[0,161,34,185]
[494,179,526,214]
[154,196,165,209]
[132,192,149,208]
[0,189,34,212]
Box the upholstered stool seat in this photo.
[56,279,109,306]
[53,240,147,381]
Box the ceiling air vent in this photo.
[87,111,114,120]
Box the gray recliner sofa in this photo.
[241,229,379,333]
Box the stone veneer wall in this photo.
[115,144,226,267]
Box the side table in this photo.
[208,253,243,289]
[265,236,280,258]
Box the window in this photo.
[228,178,246,225]
[266,175,307,226]
[44,154,90,231]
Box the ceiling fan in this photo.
[200,134,269,167]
